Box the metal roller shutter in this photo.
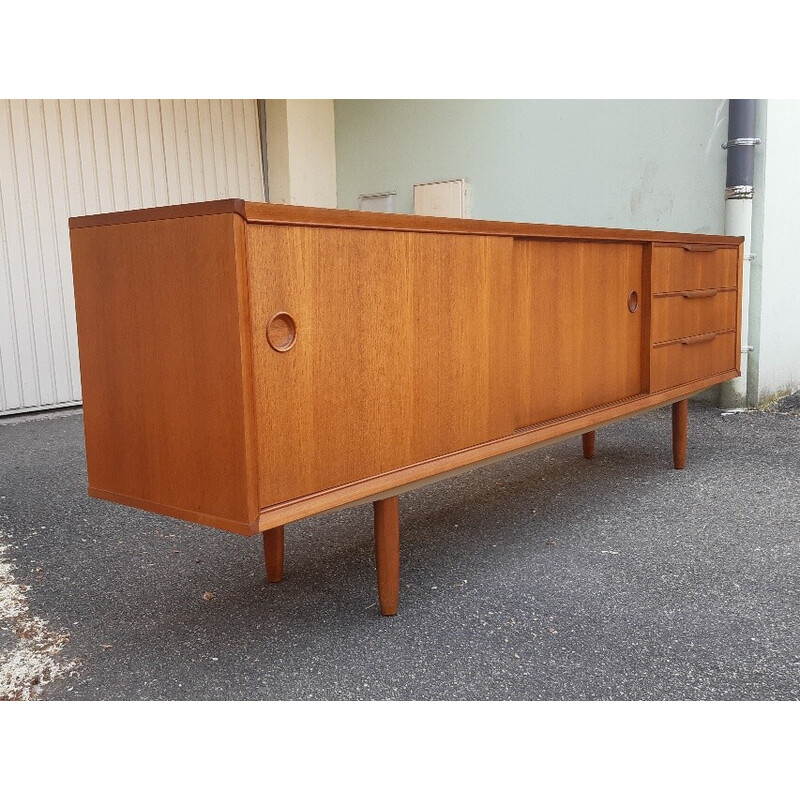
[0,99,265,414]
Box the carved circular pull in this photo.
[266,312,297,352]
[627,290,639,313]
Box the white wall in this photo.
[749,100,800,402]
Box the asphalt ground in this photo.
[0,399,797,700]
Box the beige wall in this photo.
[266,100,336,208]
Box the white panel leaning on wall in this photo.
[413,179,470,218]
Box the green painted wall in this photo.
[335,100,728,233]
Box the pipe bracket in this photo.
[725,185,754,200]
[722,137,761,150]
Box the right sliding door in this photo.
[515,239,645,429]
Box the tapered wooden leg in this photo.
[263,526,284,583]
[582,430,595,459]
[672,399,688,470]
[373,496,399,616]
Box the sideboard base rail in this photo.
[257,378,730,533]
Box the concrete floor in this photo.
[0,400,798,700]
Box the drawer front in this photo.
[652,289,738,344]
[652,245,738,293]
[651,330,737,392]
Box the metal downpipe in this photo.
[719,99,759,409]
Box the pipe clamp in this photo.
[725,185,754,200]
[722,137,762,149]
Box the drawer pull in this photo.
[266,311,297,352]
[681,333,717,346]
[682,244,720,252]
[627,290,639,313]
[681,289,719,299]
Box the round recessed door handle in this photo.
[266,311,297,352]
[627,290,639,313]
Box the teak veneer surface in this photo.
[651,244,738,293]
[70,213,258,534]
[71,199,742,246]
[652,290,738,344]
[514,240,644,428]
[247,224,515,506]
[68,200,743,537]
[256,369,738,531]
[651,331,737,392]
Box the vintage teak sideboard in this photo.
[69,200,744,615]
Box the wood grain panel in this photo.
[247,224,515,507]
[70,212,257,534]
[74,200,743,247]
[651,331,737,392]
[641,243,653,394]
[70,200,246,229]
[257,369,737,530]
[652,245,738,293]
[652,289,738,343]
[515,240,644,428]
[243,201,743,246]
[68,200,744,539]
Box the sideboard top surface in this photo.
[68,199,743,247]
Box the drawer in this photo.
[652,288,738,344]
[652,244,738,293]
[651,330,737,392]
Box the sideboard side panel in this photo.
[70,213,256,534]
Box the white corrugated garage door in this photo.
[0,99,265,415]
